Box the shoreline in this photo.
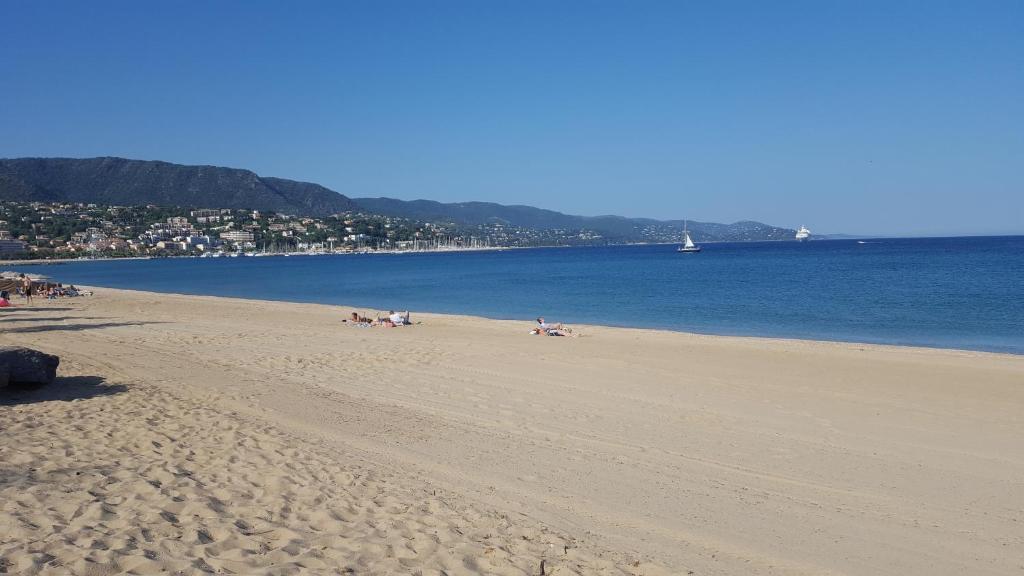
[0,236,907,266]
[7,236,1021,357]
[36,284,1024,358]
[5,233,1022,267]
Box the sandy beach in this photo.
[2,289,1023,575]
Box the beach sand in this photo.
[2,289,1022,575]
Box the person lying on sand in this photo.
[531,317,574,336]
[344,311,374,327]
[382,310,411,327]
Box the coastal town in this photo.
[0,201,615,259]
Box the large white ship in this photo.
[795,225,811,241]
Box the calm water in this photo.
[21,236,1024,354]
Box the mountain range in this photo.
[0,157,358,217]
[0,157,795,241]
[355,197,795,242]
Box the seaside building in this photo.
[0,239,28,256]
[220,230,254,243]
[183,235,212,247]
[156,240,187,251]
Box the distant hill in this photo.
[0,157,359,217]
[0,157,795,241]
[354,197,795,242]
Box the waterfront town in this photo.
[0,201,611,259]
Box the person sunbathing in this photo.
[532,317,573,336]
[345,311,373,326]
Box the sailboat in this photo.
[677,221,701,253]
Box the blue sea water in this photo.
[19,236,1024,354]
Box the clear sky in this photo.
[2,1,1021,236]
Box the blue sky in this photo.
[2,1,1021,236]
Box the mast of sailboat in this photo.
[681,220,696,249]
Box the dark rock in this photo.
[0,346,59,387]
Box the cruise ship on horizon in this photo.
[796,225,811,241]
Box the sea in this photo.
[19,236,1024,354]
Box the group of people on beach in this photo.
[344,310,412,327]
[0,274,87,307]
[340,308,575,336]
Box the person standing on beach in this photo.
[20,273,33,304]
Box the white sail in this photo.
[677,220,701,252]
